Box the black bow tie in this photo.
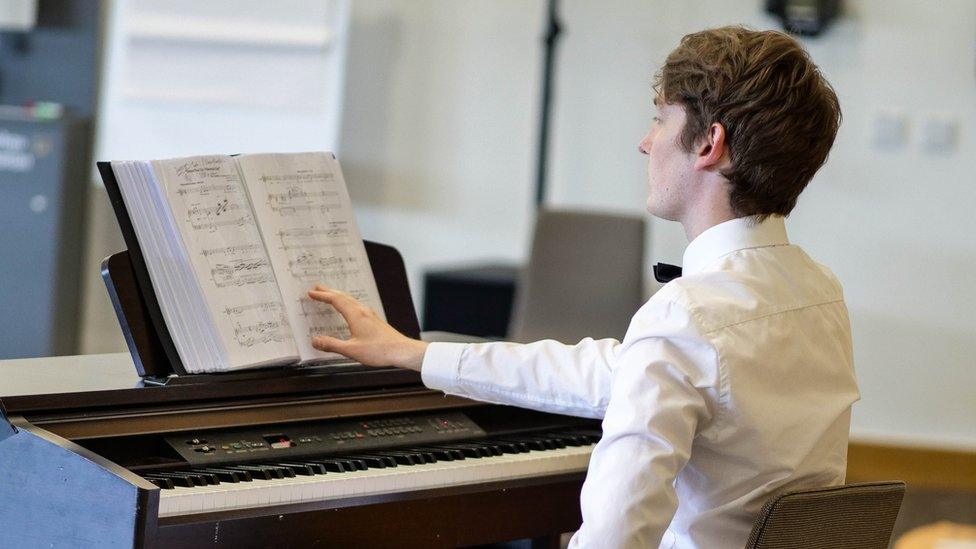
[653,262,683,283]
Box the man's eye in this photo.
[652,116,661,123]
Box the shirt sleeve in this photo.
[569,298,718,548]
[421,337,619,419]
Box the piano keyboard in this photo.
[145,431,598,517]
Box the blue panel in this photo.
[0,117,71,358]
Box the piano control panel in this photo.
[164,412,488,466]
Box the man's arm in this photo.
[308,285,617,418]
[570,300,717,548]
[421,337,617,418]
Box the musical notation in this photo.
[187,199,249,232]
[152,155,298,363]
[287,252,361,282]
[234,152,387,362]
[176,183,236,196]
[232,320,289,348]
[200,243,264,258]
[277,224,351,250]
[224,301,292,348]
[210,257,275,288]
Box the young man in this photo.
[308,26,858,549]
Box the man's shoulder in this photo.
[649,245,845,334]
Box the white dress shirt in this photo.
[421,215,859,548]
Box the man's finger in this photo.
[311,335,351,355]
[308,288,360,319]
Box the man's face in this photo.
[638,99,698,221]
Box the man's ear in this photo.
[694,122,729,171]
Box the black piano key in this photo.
[226,465,277,480]
[143,476,175,489]
[431,444,485,458]
[475,443,504,456]
[405,448,452,462]
[193,468,246,482]
[309,459,354,473]
[174,472,213,486]
[537,435,566,449]
[193,467,241,483]
[565,429,602,443]
[342,455,392,469]
[187,471,221,485]
[343,458,368,471]
[145,472,198,488]
[291,462,328,475]
[275,463,317,476]
[404,449,438,463]
[426,447,467,460]
[491,439,532,453]
[548,432,586,446]
[272,465,296,478]
[376,451,423,465]
[510,437,551,451]
[354,454,398,468]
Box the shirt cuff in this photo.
[420,342,467,393]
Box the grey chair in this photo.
[507,209,646,344]
[744,481,906,549]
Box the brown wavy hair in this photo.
[655,26,841,220]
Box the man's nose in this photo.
[638,133,651,155]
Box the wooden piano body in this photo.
[0,241,594,548]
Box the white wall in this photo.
[83,0,976,449]
[337,1,976,449]
[339,1,542,282]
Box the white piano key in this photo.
[157,443,595,517]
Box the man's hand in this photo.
[307,285,428,372]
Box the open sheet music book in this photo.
[109,152,384,373]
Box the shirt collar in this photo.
[681,215,789,276]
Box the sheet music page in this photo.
[151,155,300,370]
[235,152,385,364]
